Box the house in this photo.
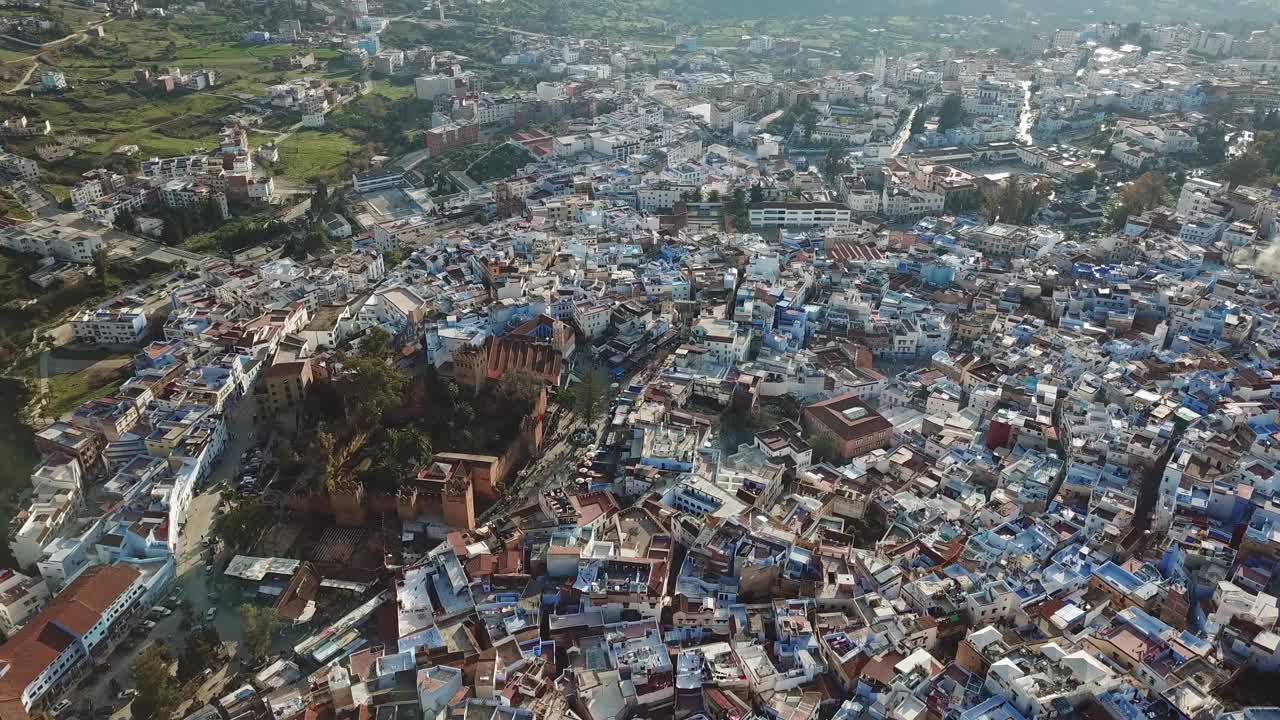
[0,564,145,719]
[802,393,893,459]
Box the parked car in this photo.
[51,699,72,715]
[141,620,157,631]
[116,689,138,701]
[205,608,217,622]
[205,563,215,575]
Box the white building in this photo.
[0,213,104,264]
[0,151,39,182]
[749,202,853,228]
[71,306,149,345]
[0,570,50,640]
[0,564,145,714]
[691,317,750,366]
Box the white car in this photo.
[51,699,72,715]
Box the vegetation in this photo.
[0,191,31,222]
[1073,168,1098,190]
[936,93,964,133]
[239,604,281,663]
[0,378,37,569]
[131,645,181,720]
[477,0,1274,34]
[281,223,330,260]
[275,330,539,496]
[726,187,751,231]
[909,106,926,135]
[820,144,852,182]
[216,499,271,551]
[1105,172,1168,230]
[153,201,226,246]
[0,250,167,337]
[45,358,131,416]
[1206,130,1280,188]
[573,365,610,425]
[771,100,819,140]
[93,247,110,294]
[467,143,536,184]
[181,215,284,255]
[982,175,1049,225]
[271,128,362,182]
[336,327,408,427]
[809,434,841,464]
[176,625,223,683]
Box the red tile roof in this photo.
[0,564,141,715]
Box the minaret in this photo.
[437,0,445,22]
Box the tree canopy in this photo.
[132,646,180,720]
[937,94,964,133]
[240,604,281,663]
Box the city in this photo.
[0,2,1277,720]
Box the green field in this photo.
[45,357,130,416]
[274,129,359,182]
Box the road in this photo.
[395,148,432,171]
[0,16,114,59]
[4,62,37,94]
[1016,80,1035,145]
[478,410,587,524]
[107,234,218,266]
[890,105,918,157]
[76,397,259,718]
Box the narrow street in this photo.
[479,409,587,524]
[890,105,918,157]
[1016,80,1035,144]
[77,396,260,719]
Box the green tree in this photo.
[311,180,330,214]
[200,199,223,228]
[338,328,407,426]
[726,186,750,231]
[216,500,269,550]
[94,247,110,293]
[239,605,281,663]
[822,144,851,182]
[113,208,136,233]
[1221,152,1266,187]
[1197,124,1228,165]
[800,111,817,141]
[132,646,180,720]
[375,427,432,487]
[749,184,764,204]
[1073,168,1098,190]
[574,365,608,424]
[1106,171,1167,230]
[909,106,926,135]
[356,326,394,361]
[176,626,219,682]
[937,93,964,133]
[982,175,1049,224]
